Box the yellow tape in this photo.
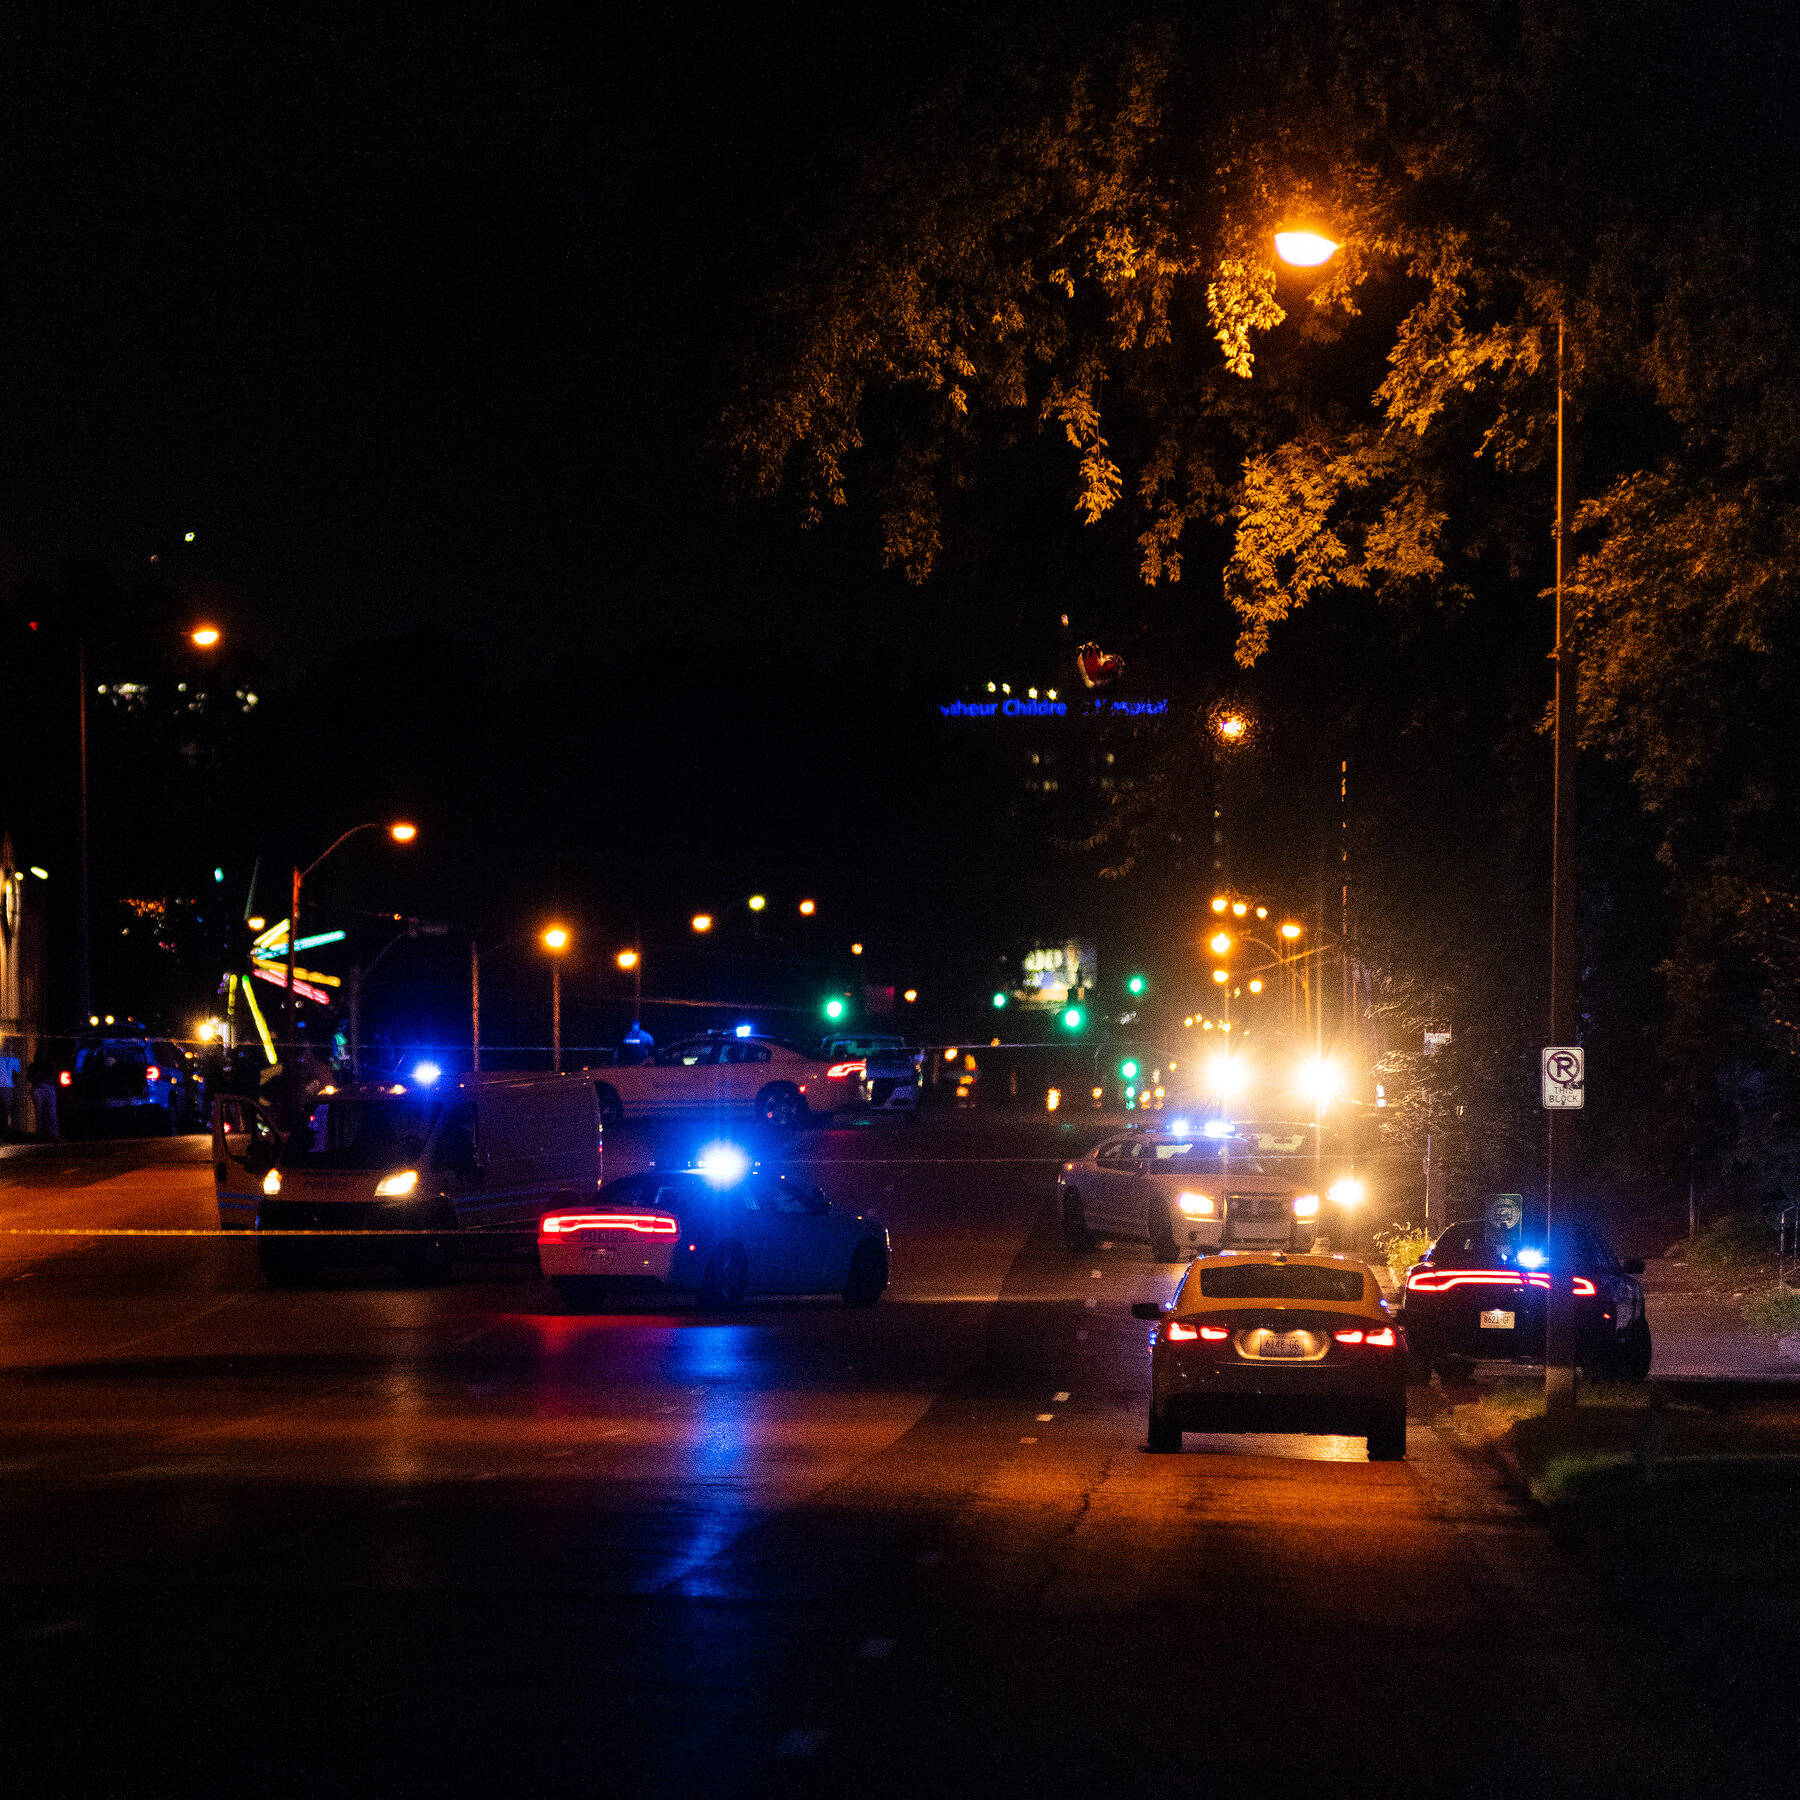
[0,1227,526,1238]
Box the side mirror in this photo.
[1130,1302,1167,1320]
[1622,1257,1645,1276]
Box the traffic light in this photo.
[1126,974,1147,996]
[823,996,848,1021]
[992,991,1008,1008]
[1119,1059,1139,1080]
[1061,1006,1084,1031]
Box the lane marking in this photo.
[1020,1436,1038,1443]
[1053,1391,1070,1403]
[1090,1269,1103,1279]
[1036,1413,1055,1422]
[1099,1241,1114,1250]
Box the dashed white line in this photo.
[1036,1413,1055,1422]
[1019,1436,1038,1444]
[1090,1269,1103,1279]
[1053,1391,1070,1403]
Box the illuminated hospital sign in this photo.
[939,697,1168,720]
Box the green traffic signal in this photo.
[1061,1006,1084,1031]
[992,991,1008,1009]
[1120,1059,1139,1080]
[823,996,847,1021]
[1126,974,1147,996]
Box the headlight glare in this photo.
[374,1170,419,1198]
[1292,1193,1321,1219]
[261,1169,281,1196]
[1176,1191,1215,1217]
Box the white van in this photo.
[214,1073,602,1286]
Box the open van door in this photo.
[213,1093,282,1230]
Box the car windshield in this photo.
[1195,1263,1367,1303]
[827,1038,906,1058]
[289,1097,442,1169]
[1149,1141,1269,1176]
[76,1041,148,1068]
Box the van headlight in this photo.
[375,1170,419,1198]
[1328,1176,1366,1209]
[1176,1191,1215,1217]
[262,1169,281,1196]
[1292,1193,1320,1219]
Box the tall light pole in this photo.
[542,926,570,1072]
[284,820,416,1109]
[1276,227,1579,1408]
[75,623,224,1024]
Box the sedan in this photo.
[538,1156,889,1311]
[1401,1216,1651,1381]
[1058,1128,1321,1260]
[1133,1252,1407,1459]
[591,1034,843,1130]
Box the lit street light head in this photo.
[691,913,713,933]
[542,925,570,952]
[1210,932,1233,956]
[389,822,418,843]
[1274,230,1339,268]
[615,949,639,970]
[190,625,221,648]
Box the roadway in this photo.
[0,1121,1758,1798]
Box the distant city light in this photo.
[247,916,266,931]
[799,898,817,916]
[748,894,766,911]
[1211,896,1229,913]
[183,529,197,542]
[213,867,224,882]
[1231,901,1248,916]
[850,942,864,956]
[1281,922,1303,940]
[691,913,713,933]
[190,625,221,648]
[1248,979,1264,994]
[29,866,48,881]
[903,989,918,1003]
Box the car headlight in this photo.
[374,1170,419,1198]
[1176,1191,1215,1217]
[262,1169,281,1196]
[1292,1193,1320,1219]
[1328,1176,1366,1209]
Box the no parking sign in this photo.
[1541,1046,1584,1110]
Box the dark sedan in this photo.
[1401,1217,1651,1381]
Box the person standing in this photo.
[0,1038,21,1134]
[27,1056,60,1141]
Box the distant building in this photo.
[0,835,48,1131]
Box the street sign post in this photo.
[1541,1046,1584,1110]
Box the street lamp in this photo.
[283,820,416,1109]
[616,946,643,1031]
[74,620,223,1022]
[542,925,570,1072]
[1277,221,1578,1407]
[691,913,713,934]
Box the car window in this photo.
[1193,1263,1368,1303]
[432,1102,478,1169]
[1573,1227,1617,1272]
[722,1042,770,1064]
[656,1042,718,1067]
[152,1042,182,1067]
[1096,1139,1140,1169]
[773,1177,826,1215]
[1429,1224,1492,1267]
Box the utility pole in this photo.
[471,938,481,1073]
[1546,318,1580,1413]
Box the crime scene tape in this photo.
[0,1226,529,1238]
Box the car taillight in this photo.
[146,1065,161,1083]
[1166,1321,1228,1342]
[1333,1326,1398,1347]
[1571,1276,1597,1296]
[827,1061,866,1079]
[1198,1324,1230,1341]
[540,1212,679,1237]
[58,1071,71,1086]
[1407,1267,1597,1297]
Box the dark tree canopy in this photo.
[720,0,1800,1196]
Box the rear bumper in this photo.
[1403,1297,1613,1361]
[1154,1354,1403,1411]
[538,1235,680,1285]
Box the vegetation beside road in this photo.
[1452,1379,1800,1508]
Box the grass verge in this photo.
[1451,1379,1800,1507]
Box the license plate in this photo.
[1479,1309,1515,1330]
[1260,1332,1308,1358]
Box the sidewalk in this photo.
[1639,1255,1800,1379]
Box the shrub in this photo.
[1687,1212,1776,1277]
[1374,1220,1434,1282]
[1741,1285,1800,1334]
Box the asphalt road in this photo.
[0,1122,1764,1799]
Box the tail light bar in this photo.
[1333,1326,1398,1347]
[147,1065,161,1083]
[539,1211,679,1237]
[1407,1268,1599,1297]
[826,1060,867,1079]
[1165,1321,1230,1342]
